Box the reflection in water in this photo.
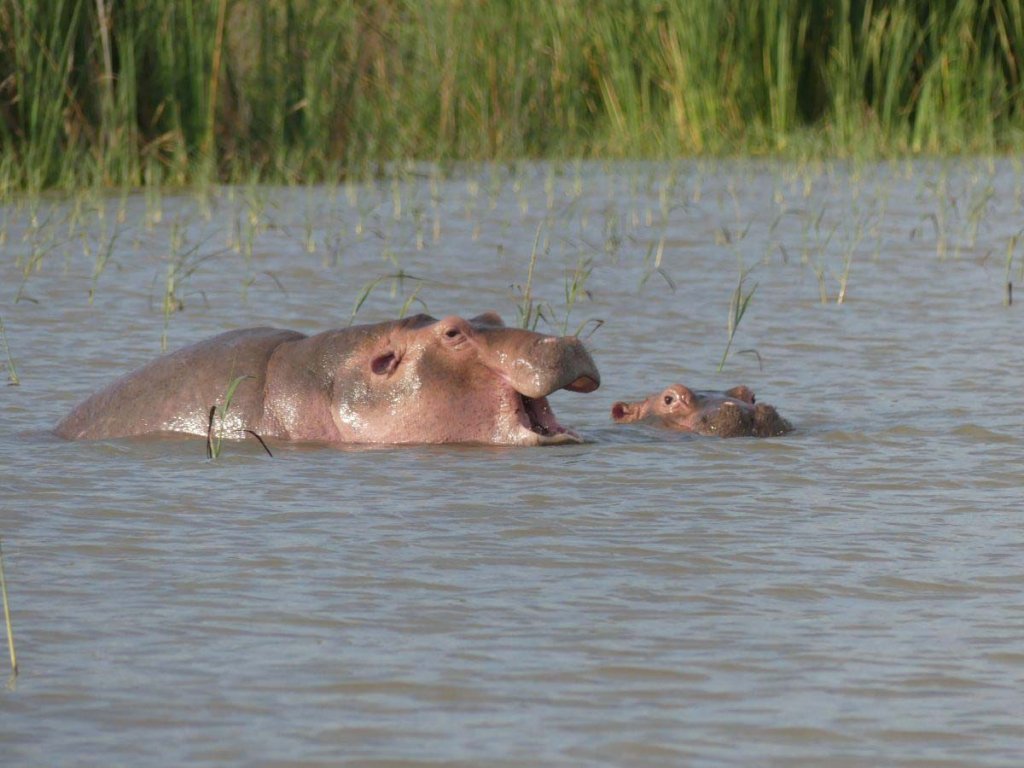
[1,161,1023,766]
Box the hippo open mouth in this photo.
[519,394,582,445]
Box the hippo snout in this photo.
[562,338,600,393]
[515,336,599,397]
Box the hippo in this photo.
[55,313,600,446]
[611,384,791,438]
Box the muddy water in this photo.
[1,161,1022,766]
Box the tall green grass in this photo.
[2,0,1024,192]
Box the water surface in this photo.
[1,160,1022,766]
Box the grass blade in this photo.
[0,317,19,386]
[0,538,17,676]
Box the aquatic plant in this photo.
[206,374,272,459]
[0,316,19,386]
[4,1,1024,192]
[718,266,758,372]
[0,537,16,676]
[515,221,547,331]
[159,219,225,351]
[1005,231,1024,306]
[639,235,676,293]
[349,271,430,325]
[87,221,122,304]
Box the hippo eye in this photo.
[663,394,675,405]
[444,328,461,339]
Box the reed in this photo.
[87,220,121,304]
[561,255,595,336]
[0,317,19,386]
[349,271,429,324]
[3,0,1024,192]
[515,221,546,331]
[718,266,758,372]
[159,221,224,350]
[0,538,16,676]
[206,374,264,459]
[1005,232,1023,306]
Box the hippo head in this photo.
[611,384,791,438]
[319,313,600,445]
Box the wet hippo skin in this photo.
[55,313,601,446]
[611,384,791,437]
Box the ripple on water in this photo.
[3,161,1024,767]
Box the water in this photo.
[1,160,1022,766]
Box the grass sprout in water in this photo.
[206,375,272,460]
[0,538,16,677]
[0,317,19,386]
[509,221,602,337]
[1005,231,1024,306]
[639,235,676,293]
[718,266,758,373]
[87,221,123,304]
[561,255,601,337]
[516,221,546,331]
[350,271,430,325]
[158,221,224,351]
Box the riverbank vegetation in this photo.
[2,0,1024,192]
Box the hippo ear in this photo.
[469,311,505,328]
[370,350,401,376]
[726,386,756,404]
[753,403,792,437]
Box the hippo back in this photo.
[55,328,304,440]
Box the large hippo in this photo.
[611,384,791,438]
[55,313,600,446]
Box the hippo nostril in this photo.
[566,375,599,393]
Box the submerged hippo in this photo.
[611,384,791,438]
[55,313,600,446]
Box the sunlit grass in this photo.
[3,1,1024,193]
[206,374,251,460]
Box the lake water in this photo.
[1,160,1022,766]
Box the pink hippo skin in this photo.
[55,313,601,446]
[611,384,791,438]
